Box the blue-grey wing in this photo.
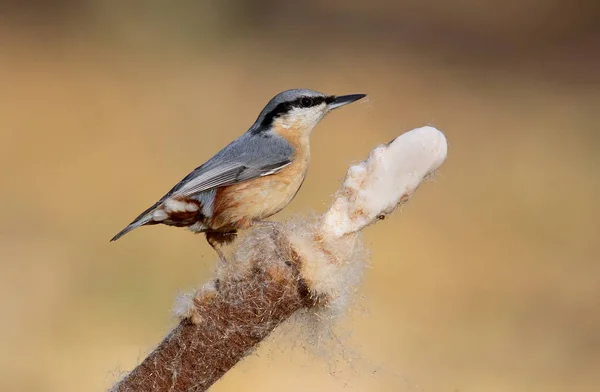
[169,132,293,198]
[109,132,293,242]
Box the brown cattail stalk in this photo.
[111,126,448,392]
[112,229,318,391]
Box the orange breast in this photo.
[211,156,308,230]
[211,131,310,231]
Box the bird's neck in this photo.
[273,123,312,161]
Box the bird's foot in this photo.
[205,231,237,264]
[212,245,229,264]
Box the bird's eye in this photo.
[300,97,313,108]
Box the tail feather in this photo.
[110,202,160,242]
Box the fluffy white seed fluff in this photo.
[173,126,447,361]
[285,218,367,315]
[323,126,447,238]
[172,281,217,324]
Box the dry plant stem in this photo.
[112,232,318,392]
[111,126,448,392]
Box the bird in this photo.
[110,88,367,261]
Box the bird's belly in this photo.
[211,166,307,230]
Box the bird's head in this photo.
[250,89,366,137]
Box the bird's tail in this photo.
[110,203,159,242]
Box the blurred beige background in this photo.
[0,1,599,391]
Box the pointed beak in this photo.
[327,93,367,110]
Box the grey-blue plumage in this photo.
[110,130,294,241]
[110,88,366,255]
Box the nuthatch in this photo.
[110,89,366,261]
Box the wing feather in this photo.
[164,132,294,198]
[173,159,290,197]
[110,132,294,241]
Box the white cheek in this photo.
[287,105,326,129]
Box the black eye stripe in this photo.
[293,96,326,108]
[259,95,335,128]
[300,97,313,107]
